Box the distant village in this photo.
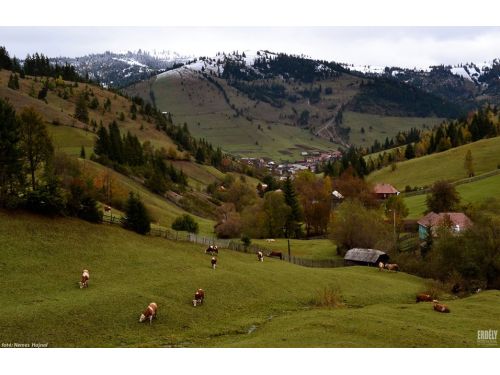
[241,149,343,179]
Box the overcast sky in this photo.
[1,27,499,68]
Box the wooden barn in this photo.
[344,248,389,266]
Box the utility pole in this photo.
[287,237,291,260]
[391,209,397,252]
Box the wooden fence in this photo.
[102,216,346,269]
[187,233,346,268]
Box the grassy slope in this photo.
[404,173,500,219]
[0,70,178,153]
[344,111,444,149]
[367,136,500,189]
[80,159,215,235]
[1,212,498,348]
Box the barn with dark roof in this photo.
[344,248,389,266]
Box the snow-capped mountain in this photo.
[346,59,499,84]
[51,50,193,88]
[157,50,278,79]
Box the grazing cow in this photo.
[205,245,219,255]
[104,205,111,213]
[211,257,217,269]
[268,251,283,260]
[266,239,276,242]
[378,262,384,271]
[79,269,90,288]
[384,263,400,272]
[193,288,205,307]
[432,300,450,313]
[416,293,433,303]
[139,302,158,324]
[257,251,264,262]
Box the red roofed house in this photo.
[417,212,473,240]
[373,183,400,200]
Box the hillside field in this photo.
[1,211,498,348]
[404,173,500,219]
[343,111,443,149]
[126,68,445,161]
[367,136,500,189]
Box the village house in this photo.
[373,183,400,200]
[417,212,473,240]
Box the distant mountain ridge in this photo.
[51,50,193,88]
[344,59,500,109]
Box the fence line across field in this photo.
[102,214,346,268]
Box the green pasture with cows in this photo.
[0,211,498,348]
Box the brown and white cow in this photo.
[193,288,205,307]
[432,300,450,313]
[384,263,400,272]
[416,293,433,303]
[211,257,217,269]
[257,251,264,262]
[79,269,90,288]
[139,302,158,324]
[378,262,384,271]
[268,251,283,260]
[205,245,219,255]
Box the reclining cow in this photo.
[257,251,264,262]
[193,288,205,307]
[211,257,217,269]
[432,300,450,313]
[79,269,90,288]
[139,302,158,324]
[416,293,433,303]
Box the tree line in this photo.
[1,46,86,82]
[365,105,500,172]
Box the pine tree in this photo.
[123,192,151,235]
[108,121,123,163]
[404,143,415,160]
[0,98,24,206]
[94,125,110,157]
[19,107,54,190]
[283,176,302,238]
[195,147,205,163]
[74,93,89,124]
[7,74,19,90]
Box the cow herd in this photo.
[77,244,268,324]
[77,247,452,326]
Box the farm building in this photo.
[417,212,473,240]
[344,248,389,266]
[373,183,400,199]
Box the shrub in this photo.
[25,181,66,216]
[78,196,103,223]
[171,214,199,233]
[310,286,345,308]
[241,235,251,249]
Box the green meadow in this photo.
[1,211,498,348]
